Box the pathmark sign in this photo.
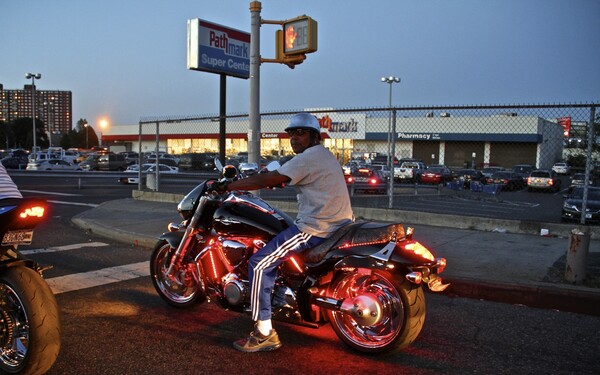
[187,19,250,79]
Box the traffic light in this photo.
[282,16,317,55]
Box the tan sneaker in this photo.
[233,328,282,352]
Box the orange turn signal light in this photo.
[404,241,435,261]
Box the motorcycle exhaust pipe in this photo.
[310,289,383,326]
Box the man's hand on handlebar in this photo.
[207,180,230,194]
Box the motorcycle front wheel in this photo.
[0,266,61,375]
[326,269,425,354]
[150,240,206,308]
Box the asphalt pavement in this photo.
[71,190,600,316]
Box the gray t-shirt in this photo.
[0,164,23,200]
[277,144,354,237]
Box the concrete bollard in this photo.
[146,174,159,191]
[565,229,590,284]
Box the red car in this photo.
[346,168,388,194]
[420,167,453,185]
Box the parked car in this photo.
[98,153,128,171]
[346,168,388,194]
[561,186,600,223]
[1,154,29,169]
[552,162,571,175]
[527,170,562,192]
[146,157,178,168]
[481,166,504,179]
[26,159,82,171]
[178,152,218,171]
[78,155,101,171]
[455,169,485,188]
[119,163,179,184]
[369,164,391,180]
[420,167,453,185]
[570,173,594,187]
[487,171,525,191]
[342,161,365,176]
[370,155,398,166]
[394,161,427,183]
[120,151,140,165]
[512,164,535,179]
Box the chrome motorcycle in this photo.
[150,163,448,353]
[0,198,61,374]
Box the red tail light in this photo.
[20,206,45,219]
[527,177,532,184]
[369,178,377,184]
[347,177,354,183]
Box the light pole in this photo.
[381,76,400,208]
[83,121,89,149]
[44,98,55,147]
[25,73,41,159]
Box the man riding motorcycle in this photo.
[213,113,354,352]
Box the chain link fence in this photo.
[131,103,599,224]
[136,103,598,173]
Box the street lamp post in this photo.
[44,98,54,147]
[84,122,89,149]
[381,76,400,209]
[25,73,41,159]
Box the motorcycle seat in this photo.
[302,221,405,264]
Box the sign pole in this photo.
[249,1,262,170]
[219,73,226,164]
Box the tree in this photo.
[5,117,48,150]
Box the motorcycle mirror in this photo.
[265,161,280,172]
[214,158,224,172]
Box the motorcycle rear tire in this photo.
[0,266,61,375]
[326,269,425,354]
[150,240,206,308]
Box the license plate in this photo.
[585,213,593,219]
[2,230,34,245]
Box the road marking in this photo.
[47,200,99,207]
[21,242,109,255]
[20,190,81,196]
[46,261,149,295]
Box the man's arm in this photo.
[227,170,290,191]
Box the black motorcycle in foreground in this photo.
[0,198,60,374]
[150,162,448,353]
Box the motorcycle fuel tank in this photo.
[213,195,293,238]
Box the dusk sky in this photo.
[2,0,599,129]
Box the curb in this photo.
[443,277,600,316]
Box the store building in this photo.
[102,111,564,169]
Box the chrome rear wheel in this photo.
[327,270,425,354]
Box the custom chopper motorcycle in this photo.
[0,198,61,374]
[150,162,448,353]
